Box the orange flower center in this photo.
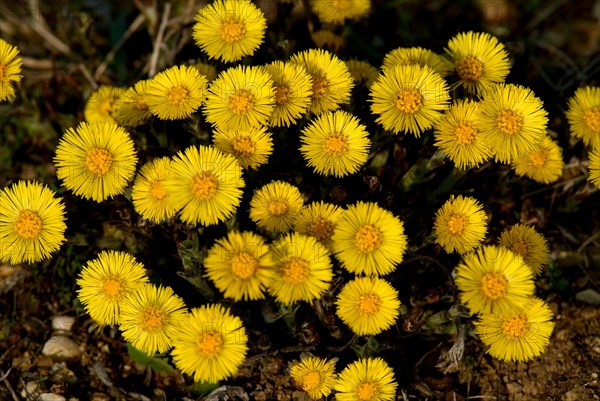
[394,88,423,114]
[454,121,477,144]
[191,172,218,200]
[275,84,290,105]
[309,217,335,242]
[167,86,189,105]
[501,313,529,340]
[357,293,381,315]
[354,224,383,253]
[480,272,508,300]
[584,107,600,133]
[281,257,310,284]
[510,238,528,257]
[134,94,148,110]
[268,200,288,216]
[14,209,43,239]
[323,132,348,156]
[232,136,256,156]
[150,180,167,200]
[528,150,547,168]
[456,55,484,81]
[102,276,122,299]
[140,306,166,332]
[86,147,113,176]
[496,110,523,136]
[312,74,329,100]
[231,252,258,280]
[196,331,224,357]
[219,17,246,43]
[99,99,113,115]
[229,89,255,114]
[357,381,378,401]
[447,214,468,235]
[302,371,322,392]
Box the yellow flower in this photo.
[310,0,371,24]
[54,122,138,202]
[119,283,187,354]
[84,86,126,125]
[213,126,274,170]
[131,157,178,223]
[369,64,450,136]
[145,65,207,120]
[263,61,313,127]
[498,224,550,276]
[589,147,600,189]
[204,231,275,301]
[191,62,218,82]
[332,202,407,276]
[300,110,371,177]
[346,59,379,88]
[382,47,452,77]
[294,201,344,252]
[335,277,400,336]
[434,195,487,254]
[566,86,600,148]
[311,30,345,52]
[455,245,535,316]
[268,233,333,304]
[193,0,267,63]
[511,136,564,184]
[476,297,554,362]
[0,181,66,264]
[289,356,337,400]
[114,80,152,127]
[445,31,510,95]
[0,39,22,101]
[204,65,275,130]
[163,145,244,226]
[171,304,248,383]
[434,100,491,169]
[249,181,304,232]
[335,358,397,401]
[478,84,548,163]
[290,49,354,115]
[76,251,149,326]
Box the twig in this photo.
[524,0,569,32]
[0,371,19,401]
[26,0,71,55]
[149,3,172,77]
[78,64,98,90]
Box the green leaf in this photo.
[126,343,176,375]
[190,381,220,397]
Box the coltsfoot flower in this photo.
[289,356,337,400]
[566,86,600,148]
[498,224,550,276]
[511,136,564,184]
[434,195,487,254]
[0,39,22,101]
[335,358,397,401]
[249,181,304,233]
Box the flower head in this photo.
[498,224,549,276]
[146,65,207,120]
[119,284,187,354]
[171,305,248,383]
[476,297,554,362]
[290,49,354,115]
[163,145,244,226]
[263,61,313,127]
[204,231,275,301]
[289,356,337,400]
[84,86,126,125]
[455,245,535,316]
[131,157,178,223]
[300,110,371,177]
[445,31,510,95]
[249,181,304,232]
[311,30,345,52]
[566,86,600,148]
[335,358,397,401]
[0,39,22,101]
[54,122,138,202]
[332,202,407,276]
[511,136,564,184]
[336,277,400,336]
[268,233,333,304]
[191,62,218,82]
[0,181,66,264]
[478,84,548,163]
[310,0,371,24]
[114,80,152,127]
[193,0,266,63]
[294,201,344,252]
[589,147,600,189]
[346,59,379,88]
[382,47,452,77]
[213,126,273,170]
[370,64,450,136]
[76,251,149,326]
[204,65,275,130]
[434,99,491,169]
[434,195,487,254]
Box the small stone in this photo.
[21,381,40,399]
[51,316,76,333]
[38,394,66,401]
[576,289,600,305]
[506,382,523,395]
[562,389,580,401]
[42,336,81,359]
[91,393,111,401]
[592,373,598,379]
